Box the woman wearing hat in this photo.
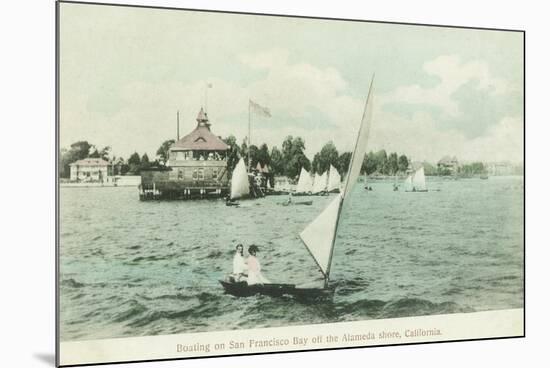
[246,245,271,285]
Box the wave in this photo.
[112,301,148,323]
[61,278,85,288]
[377,297,471,318]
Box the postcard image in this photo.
[56,1,524,366]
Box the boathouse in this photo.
[139,108,230,199]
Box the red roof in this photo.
[70,158,109,166]
[171,108,229,151]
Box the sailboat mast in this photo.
[324,196,343,286]
[325,75,375,285]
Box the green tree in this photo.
[248,145,259,169]
[257,143,271,167]
[362,151,377,175]
[373,149,388,174]
[398,155,409,173]
[59,141,92,178]
[314,141,339,174]
[337,152,352,177]
[89,147,100,158]
[283,136,310,179]
[223,135,240,177]
[128,152,141,174]
[156,139,175,164]
[141,153,151,170]
[423,162,437,176]
[387,152,399,175]
[311,153,321,174]
[270,146,284,176]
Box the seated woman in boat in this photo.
[246,245,271,285]
[231,244,247,282]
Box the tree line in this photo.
[220,136,411,180]
[60,138,414,180]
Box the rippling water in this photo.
[59,176,524,341]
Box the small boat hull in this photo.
[219,280,335,299]
[278,200,313,206]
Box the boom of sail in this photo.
[230,158,250,199]
[299,76,375,284]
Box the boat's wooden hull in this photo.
[219,280,335,299]
[278,200,313,206]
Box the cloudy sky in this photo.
[59,3,523,163]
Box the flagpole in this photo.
[248,99,251,172]
[205,85,208,113]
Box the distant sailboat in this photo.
[404,166,427,192]
[363,172,372,191]
[312,171,328,194]
[327,164,341,193]
[295,167,313,195]
[230,158,250,199]
[220,75,376,298]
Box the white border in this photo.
[3,1,547,368]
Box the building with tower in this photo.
[139,108,230,199]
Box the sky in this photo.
[59,2,524,163]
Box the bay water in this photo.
[59,176,523,341]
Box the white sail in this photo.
[312,171,328,194]
[412,167,427,191]
[230,158,250,199]
[327,165,341,192]
[404,175,413,191]
[342,79,375,204]
[299,194,341,275]
[300,76,375,280]
[295,167,313,193]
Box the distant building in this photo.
[437,156,459,174]
[140,108,230,199]
[69,158,110,182]
[486,162,522,176]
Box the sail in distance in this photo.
[295,168,313,193]
[230,158,250,199]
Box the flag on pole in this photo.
[249,99,271,117]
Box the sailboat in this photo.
[219,76,375,298]
[404,166,428,192]
[363,172,372,191]
[228,158,250,202]
[327,164,341,193]
[312,171,328,195]
[294,167,313,195]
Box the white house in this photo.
[69,158,110,182]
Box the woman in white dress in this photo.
[232,244,247,281]
[246,245,271,285]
